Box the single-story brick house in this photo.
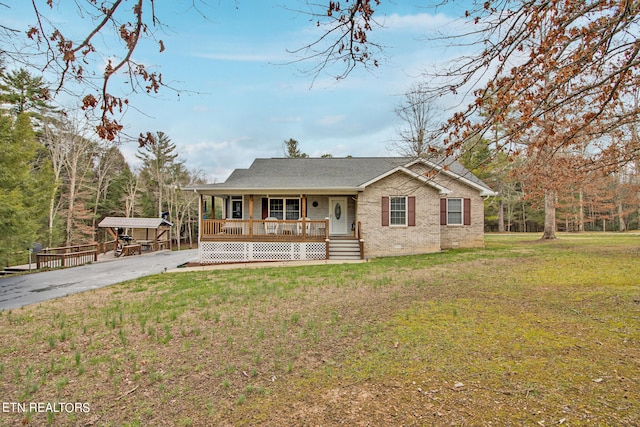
[186,157,496,264]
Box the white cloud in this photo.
[316,115,345,126]
[381,12,456,32]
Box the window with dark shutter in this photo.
[463,198,471,225]
[381,196,389,226]
[441,198,470,225]
[382,196,415,226]
[408,196,416,226]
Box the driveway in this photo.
[0,249,198,311]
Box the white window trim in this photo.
[389,196,408,227]
[268,197,301,220]
[447,198,463,226]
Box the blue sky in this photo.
[3,1,476,182]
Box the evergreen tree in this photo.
[0,68,51,116]
[0,112,53,267]
[136,131,179,217]
[283,138,308,158]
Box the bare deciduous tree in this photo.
[390,84,444,157]
[43,115,98,246]
[42,116,66,247]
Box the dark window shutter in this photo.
[440,199,447,225]
[463,198,471,225]
[408,196,416,226]
[262,198,268,219]
[381,196,389,226]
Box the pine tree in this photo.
[283,139,308,158]
[0,112,53,267]
[0,68,51,116]
[137,131,179,217]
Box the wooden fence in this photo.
[36,244,98,269]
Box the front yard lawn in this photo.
[1,233,638,426]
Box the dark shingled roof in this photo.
[187,157,494,194]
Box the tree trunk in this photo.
[158,181,163,218]
[92,179,104,240]
[66,167,77,247]
[498,198,505,232]
[542,188,557,239]
[48,181,60,247]
[578,190,584,232]
[618,203,626,232]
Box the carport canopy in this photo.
[98,217,173,251]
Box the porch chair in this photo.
[297,217,311,236]
[264,217,279,235]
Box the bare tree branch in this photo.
[11,0,173,143]
[287,0,383,82]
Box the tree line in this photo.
[393,86,640,234]
[0,66,201,269]
[459,138,640,234]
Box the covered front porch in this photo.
[195,193,363,264]
[198,193,358,238]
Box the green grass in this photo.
[0,232,638,426]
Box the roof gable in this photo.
[358,165,451,195]
[404,158,497,196]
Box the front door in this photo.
[329,197,348,235]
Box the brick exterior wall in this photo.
[357,171,442,257]
[357,167,487,258]
[438,184,486,249]
[408,163,486,249]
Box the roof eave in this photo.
[186,186,361,195]
[407,158,495,195]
